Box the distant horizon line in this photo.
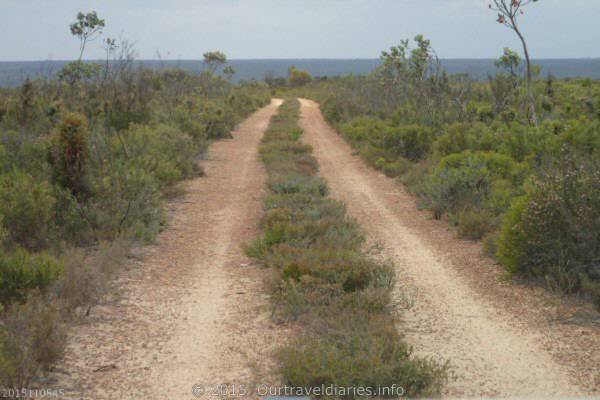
[2,57,600,63]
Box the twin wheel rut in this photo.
[52,99,597,399]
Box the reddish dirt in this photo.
[299,98,600,398]
[51,100,285,399]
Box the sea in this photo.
[1,58,600,87]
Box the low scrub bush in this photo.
[54,239,130,315]
[321,95,365,125]
[382,158,412,178]
[419,151,526,237]
[342,118,433,163]
[0,171,56,251]
[228,83,271,118]
[0,292,66,387]
[86,162,163,242]
[1,130,50,181]
[382,124,433,162]
[116,123,198,187]
[497,153,600,306]
[278,313,445,399]
[433,122,499,158]
[0,250,63,305]
[454,209,494,240]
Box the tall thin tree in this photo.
[70,11,105,62]
[489,0,539,126]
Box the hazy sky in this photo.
[1,0,599,61]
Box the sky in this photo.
[1,0,599,61]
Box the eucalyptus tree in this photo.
[489,0,540,125]
[70,11,106,62]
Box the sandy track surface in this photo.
[52,100,283,399]
[299,98,599,398]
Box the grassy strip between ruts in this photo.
[245,99,447,398]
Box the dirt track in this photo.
[52,100,283,399]
[299,98,599,398]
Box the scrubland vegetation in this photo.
[292,34,600,309]
[246,99,446,397]
[1,0,598,395]
[0,12,270,387]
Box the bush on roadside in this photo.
[116,123,198,187]
[86,163,163,242]
[0,249,63,306]
[342,118,433,163]
[54,239,129,315]
[497,152,600,306]
[382,158,412,178]
[419,151,526,237]
[0,292,65,387]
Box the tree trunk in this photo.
[513,22,538,126]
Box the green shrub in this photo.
[0,249,63,305]
[342,117,388,145]
[52,186,94,245]
[382,124,433,162]
[421,151,526,221]
[0,131,50,181]
[0,170,56,251]
[86,163,162,242]
[200,102,236,139]
[269,175,328,197]
[482,230,501,258]
[279,248,377,292]
[486,179,518,216]
[433,123,499,158]
[342,119,433,163]
[438,151,527,184]
[382,158,412,178]
[465,101,495,123]
[228,84,271,117]
[321,95,364,125]
[496,123,543,162]
[108,104,151,132]
[497,154,600,305]
[553,119,600,156]
[173,102,208,143]
[278,314,446,398]
[496,196,529,273]
[455,209,493,240]
[117,123,197,187]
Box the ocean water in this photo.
[1,58,600,87]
